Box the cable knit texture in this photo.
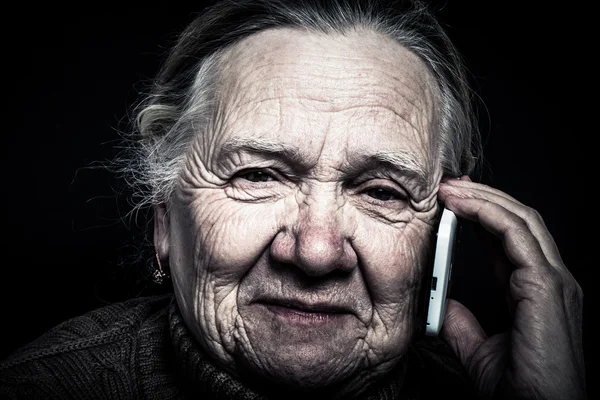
[0,295,475,399]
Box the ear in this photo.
[154,204,170,261]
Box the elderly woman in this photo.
[0,1,585,399]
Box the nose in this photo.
[270,193,357,277]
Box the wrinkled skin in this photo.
[155,27,586,399]
[155,27,442,397]
[439,178,586,399]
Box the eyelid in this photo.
[234,167,277,179]
[365,188,407,203]
[233,167,297,187]
[358,178,408,198]
[233,168,408,196]
[235,165,305,184]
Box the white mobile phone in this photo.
[425,208,458,336]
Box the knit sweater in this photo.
[0,295,475,399]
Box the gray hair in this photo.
[120,0,481,213]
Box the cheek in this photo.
[170,189,288,355]
[353,215,433,361]
[173,189,286,288]
[355,216,432,310]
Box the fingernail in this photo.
[442,176,459,183]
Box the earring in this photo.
[152,253,169,284]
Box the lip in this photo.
[258,298,353,325]
[263,298,351,313]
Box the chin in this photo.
[230,300,409,398]
[235,304,367,383]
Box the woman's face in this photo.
[155,27,442,395]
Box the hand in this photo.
[437,177,586,400]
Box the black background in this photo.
[2,1,587,395]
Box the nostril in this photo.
[294,228,347,274]
[270,209,357,276]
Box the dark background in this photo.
[2,1,587,394]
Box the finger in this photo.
[442,177,524,206]
[441,196,551,272]
[440,299,487,367]
[439,183,563,269]
[444,195,584,339]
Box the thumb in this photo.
[440,299,487,366]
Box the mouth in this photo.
[258,298,352,325]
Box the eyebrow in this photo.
[362,151,430,188]
[218,137,430,186]
[219,137,306,168]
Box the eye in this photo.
[365,187,398,201]
[236,170,275,183]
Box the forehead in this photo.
[207,27,440,184]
